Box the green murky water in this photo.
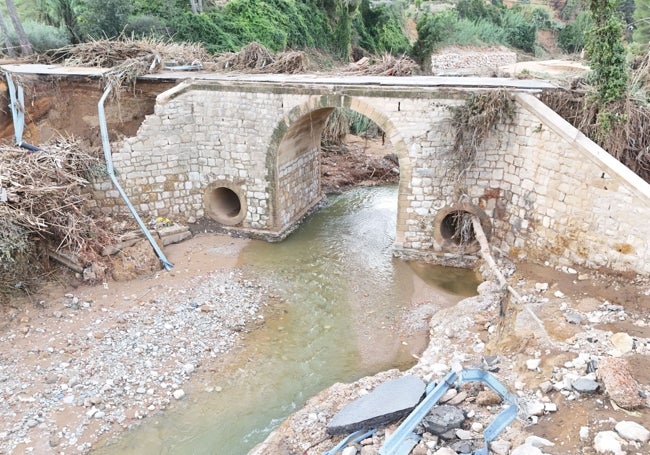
[93,186,479,455]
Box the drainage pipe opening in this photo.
[440,210,477,246]
[204,185,246,226]
[433,204,491,253]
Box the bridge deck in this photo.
[1,63,556,90]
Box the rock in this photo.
[173,389,185,400]
[471,422,483,433]
[539,381,553,393]
[598,357,644,409]
[411,444,427,455]
[525,435,555,447]
[449,441,473,453]
[440,389,458,403]
[420,405,465,435]
[525,401,545,417]
[447,391,468,405]
[433,448,458,455]
[544,403,557,412]
[610,333,634,354]
[572,378,599,394]
[593,431,626,455]
[511,444,542,455]
[580,426,590,441]
[456,429,472,440]
[554,290,565,298]
[477,281,500,295]
[327,375,426,435]
[360,446,377,455]
[526,359,541,370]
[489,440,511,455]
[534,282,549,292]
[476,390,502,406]
[565,312,582,324]
[341,446,357,455]
[615,420,650,443]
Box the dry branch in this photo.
[0,138,114,262]
[214,42,309,74]
[343,54,420,76]
[470,214,522,302]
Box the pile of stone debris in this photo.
[252,271,650,455]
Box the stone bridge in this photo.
[3,68,650,274]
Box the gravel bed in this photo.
[0,268,270,454]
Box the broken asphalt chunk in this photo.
[327,375,426,435]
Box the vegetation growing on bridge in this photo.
[448,89,515,178]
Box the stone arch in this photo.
[265,94,411,242]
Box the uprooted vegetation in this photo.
[39,37,415,90]
[540,48,650,184]
[449,89,516,178]
[0,138,114,301]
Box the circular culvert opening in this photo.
[440,210,476,245]
[433,204,491,253]
[204,185,246,226]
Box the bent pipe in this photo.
[98,81,173,271]
[5,71,42,152]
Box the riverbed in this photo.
[91,186,479,454]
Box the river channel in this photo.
[93,185,480,454]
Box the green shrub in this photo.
[170,0,334,54]
[170,12,238,53]
[586,0,628,104]
[452,18,508,46]
[8,20,70,52]
[456,0,503,24]
[77,0,134,38]
[355,0,410,55]
[502,8,536,52]
[557,11,592,53]
[125,15,170,38]
[411,10,459,63]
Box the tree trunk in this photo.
[189,0,198,15]
[0,10,16,57]
[5,0,32,56]
[197,0,203,13]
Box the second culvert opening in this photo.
[440,210,477,246]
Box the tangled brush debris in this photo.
[449,89,515,177]
[540,94,650,184]
[344,54,420,76]
[215,42,309,74]
[0,138,115,296]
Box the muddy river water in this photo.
[93,186,480,454]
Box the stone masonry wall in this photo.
[277,147,320,227]
[90,80,650,275]
[420,93,650,274]
[430,48,517,76]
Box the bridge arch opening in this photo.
[268,94,411,243]
[203,183,247,226]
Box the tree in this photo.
[5,0,33,55]
[633,0,650,44]
[34,0,82,43]
[0,11,16,56]
[77,0,133,38]
[189,0,203,14]
[585,0,628,104]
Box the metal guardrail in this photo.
[379,369,518,455]
[98,82,173,271]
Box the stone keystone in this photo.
[326,375,426,435]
